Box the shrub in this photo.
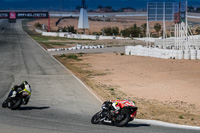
[195,27,200,34]
[101,26,119,36]
[154,23,161,37]
[66,54,82,61]
[34,22,42,29]
[121,24,141,37]
[178,115,184,119]
[58,26,77,33]
[67,54,78,60]
[59,54,67,58]
[120,53,125,56]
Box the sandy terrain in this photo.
[79,53,200,107]
[28,16,200,35]
[55,53,200,126]
[28,17,174,34]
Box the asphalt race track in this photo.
[0,19,199,133]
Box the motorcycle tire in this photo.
[91,111,102,124]
[115,112,130,127]
[10,97,22,110]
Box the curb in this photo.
[134,119,200,130]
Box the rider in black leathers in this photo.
[4,81,32,106]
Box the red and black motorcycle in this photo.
[91,100,137,127]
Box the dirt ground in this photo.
[28,16,175,34]
[28,16,199,35]
[55,53,200,127]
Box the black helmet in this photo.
[22,81,28,85]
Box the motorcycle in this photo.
[91,100,138,127]
[2,91,29,110]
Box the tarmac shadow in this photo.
[19,106,50,110]
[101,122,150,128]
[126,123,151,128]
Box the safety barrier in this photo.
[125,45,200,60]
[37,30,130,40]
[47,45,104,52]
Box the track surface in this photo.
[0,20,199,133]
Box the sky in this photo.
[0,0,200,11]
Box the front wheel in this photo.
[2,100,7,108]
[115,112,130,127]
[91,111,102,124]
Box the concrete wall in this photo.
[35,28,130,40]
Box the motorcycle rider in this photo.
[6,81,32,105]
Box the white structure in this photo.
[47,44,104,52]
[125,45,200,60]
[78,8,89,29]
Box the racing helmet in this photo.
[22,81,28,85]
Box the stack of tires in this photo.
[184,50,190,59]
[190,49,197,60]
[197,50,200,59]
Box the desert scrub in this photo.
[58,54,82,61]
[67,54,80,60]
[59,54,67,58]
[179,115,184,119]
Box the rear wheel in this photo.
[115,112,130,127]
[10,97,22,110]
[91,111,102,124]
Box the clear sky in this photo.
[0,0,200,11]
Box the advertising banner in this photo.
[0,13,9,19]
[148,1,186,23]
[9,12,16,19]
[148,2,175,22]
[16,12,49,18]
[0,12,49,19]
